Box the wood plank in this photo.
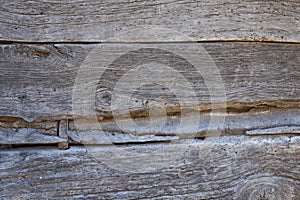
[0,42,299,122]
[0,0,299,42]
[1,108,299,145]
[68,129,179,144]
[69,109,300,142]
[0,118,64,145]
[0,127,66,144]
[246,125,300,136]
[0,136,299,199]
[0,117,57,129]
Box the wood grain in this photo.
[246,125,300,136]
[1,108,299,145]
[0,0,299,42]
[0,42,299,122]
[58,120,69,149]
[0,136,299,199]
[1,1,299,199]
[69,109,300,141]
[0,127,66,144]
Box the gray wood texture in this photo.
[1,1,300,198]
[1,108,299,145]
[0,136,299,199]
[0,127,66,144]
[69,109,300,142]
[58,120,69,149]
[0,0,299,42]
[0,42,299,122]
[246,125,300,136]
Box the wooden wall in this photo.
[0,0,299,199]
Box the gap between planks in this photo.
[1,39,300,45]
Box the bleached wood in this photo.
[0,43,299,122]
[0,136,299,199]
[0,0,299,42]
[0,127,66,144]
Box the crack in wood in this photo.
[1,108,300,149]
[1,40,300,45]
[246,126,300,136]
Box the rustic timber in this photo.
[0,127,66,145]
[67,129,179,145]
[0,117,57,129]
[0,0,299,42]
[1,108,299,145]
[69,108,300,141]
[0,136,299,199]
[0,109,300,146]
[1,1,299,198]
[246,125,300,136]
[0,42,300,122]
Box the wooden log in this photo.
[0,0,299,42]
[0,42,299,122]
[0,136,299,199]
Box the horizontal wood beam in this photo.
[0,136,299,199]
[1,109,299,146]
[0,42,299,122]
[1,1,299,199]
[0,0,299,42]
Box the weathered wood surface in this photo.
[1,109,300,146]
[1,1,299,198]
[0,42,299,122]
[0,127,65,144]
[0,119,62,145]
[0,136,299,199]
[69,109,300,141]
[0,0,299,42]
[57,120,69,149]
[246,125,300,136]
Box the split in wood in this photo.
[1,108,300,150]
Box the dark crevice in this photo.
[0,39,300,45]
[112,140,172,145]
[0,143,59,149]
[246,133,300,137]
[194,136,206,140]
